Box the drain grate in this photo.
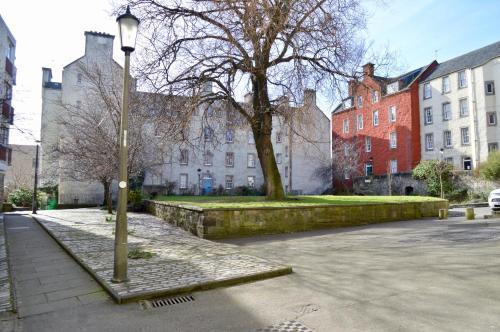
[139,295,195,309]
[255,320,314,332]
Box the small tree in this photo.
[413,160,453,198]
[480,151,500,181]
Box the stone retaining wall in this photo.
[145,199,448,239]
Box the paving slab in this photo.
[33,209,292,303]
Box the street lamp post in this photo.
[32,140,41,214]
[112,5,140,283]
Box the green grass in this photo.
[152,195,444,209]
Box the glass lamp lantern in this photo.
[117,6,140,53]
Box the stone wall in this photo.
[145,199,448,239]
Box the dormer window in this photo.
[386,82,399,94]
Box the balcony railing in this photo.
[0,146,11,165]
[5,57,16,84]
[1,103,13,124]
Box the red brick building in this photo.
[331,62,437,189]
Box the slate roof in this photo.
[424,40,500,81]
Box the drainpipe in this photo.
[288,121,293,194]
[471,69,480,168]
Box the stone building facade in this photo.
[419,41,500,170]
[41,31,123,204]
[0,15,16,201]
[41,31,331,204]
[4,144,35,196]
[143,89,331,196]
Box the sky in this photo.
[2,0,500,145]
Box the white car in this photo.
[488,189,500,211]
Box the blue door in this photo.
[202,177,213,195]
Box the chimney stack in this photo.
[244,92,253,104]
[42,67,52,86]
[362,63,375,77]
[304,89,316,106]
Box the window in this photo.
[77,73,82,84]
[179,174,188,189]
[76,100,81,109]
[6,39,14,60]
[442,102,451,121]
[247,176,255,188]
[387,82,399,94]
[276,153,282,164]
[204,127,213,141]
[389,105,396,122]
[4,82,12,100]
[487,112,497,126]
[285,166,289,178]
[225,129,234,143]
[247,153,256,168]
[343,119,349,133]
[276,132,282,143]
[248,132,255,144]
[180,149,189,165]
[444,157,453,165]
[365,163,373,176]
[425,133,434,151]
[459,98,469,117]
[442,76,450,93]
[488,143,498,153]
[0,125,8,145]
[365,137,372,152]
[204,151,213,165]
[343,143,349,156]
[458,70,467,88]
[461,127,470,145]
[373,110,379,126]
[225,175,234,190]
[424,107,433,125]
[463,157,472,170]
[344,172,350,180]
[390,159,397,174]
[423,82,432,99]
[225,152,234,167]
[443,130,452,148]
[357,114,363,130]
[389,132,397,149]
[285,146,288,158]
[485,81,495,95]
[357,96,363,108]
[371,90,379,103]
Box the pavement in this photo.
[0,207,499,331]
[31,209,291,302]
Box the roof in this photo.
[425,40,500,81]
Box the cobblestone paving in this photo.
[34,209,291,302]
[0,216,13,313]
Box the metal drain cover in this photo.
[139,295,194,309]
[255,320,314,332]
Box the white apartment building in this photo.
[143,89,331,196]
[419,41,500,170]
[0,15,16,201]
[41,31,331,204]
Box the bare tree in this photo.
[52,62,174,213]
[331,137,362,183]
[121,0,367,199]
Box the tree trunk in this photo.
[103,180,113,214]
[251,73,285,200]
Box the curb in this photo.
[31,215,292,304]
[1,215,17,314]
[449,202,489,209]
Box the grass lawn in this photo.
[152,195,444,209]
